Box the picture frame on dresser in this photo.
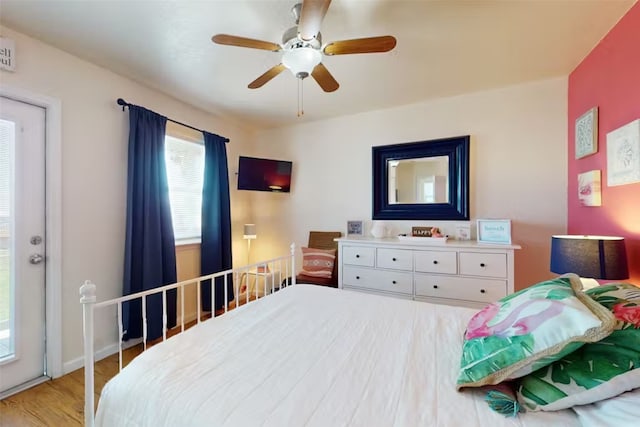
[456,224,471,241]
[477,219,512,244]
[347,220,363,236]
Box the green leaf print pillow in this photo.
[457,274,616,390]
[517,283,640,411]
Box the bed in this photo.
[81,249,639,426]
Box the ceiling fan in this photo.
[211,0,397,93]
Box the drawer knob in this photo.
[392,257,397,261]
[392,280,397,284]
[356,276,360,280]
[480,289,486,294]
[433,285,438,289]
[480,263,486,267]
[433,260,438,264]
[356,254,360,258]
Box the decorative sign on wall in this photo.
[575,107,598,159]
[0,37,16,72]
[578,170,602,206]
[607,119,640,187]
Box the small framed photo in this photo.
[456,224,471,241]
[575,107,598,159]
[347,220,363,236]
[477,219,512,245]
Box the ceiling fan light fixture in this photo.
[282,47,321,79]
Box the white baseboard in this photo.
[62,311,198,375]
[62,338,142,375]
[61,310,199,375]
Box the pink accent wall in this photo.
[568,2,640,284]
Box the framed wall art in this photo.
[578,170,602,206]
[607,119,640,187]
[575,107,598,159]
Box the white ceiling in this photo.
[0,0,634,129]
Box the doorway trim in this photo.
[1,85,63,378]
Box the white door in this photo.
[0,96,47,397]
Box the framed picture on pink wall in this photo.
[607,119,640,186]
[578,170,602,206]
[575,107,598,159]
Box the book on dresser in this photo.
[335,236,521,309]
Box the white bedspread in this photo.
[96,285,582,427]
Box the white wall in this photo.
[0,23,569,371]
[0,25,255,369]
[249,77,568,290]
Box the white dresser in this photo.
[336,237,521,309]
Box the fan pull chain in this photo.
[297,78,304,117]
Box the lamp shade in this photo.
[550,235,629,280]
[243,224,256,239]
[282,47,321,78]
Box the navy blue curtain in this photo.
[200,131,233,312]
[122,105,177,341]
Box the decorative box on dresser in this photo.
[336,237,521,309]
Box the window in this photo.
[164,135,204,241]
[422,181,435,203]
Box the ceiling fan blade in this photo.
[248,64,286,89]
[298,0,332,42]
[212,34,281,52]
[311,63,339,93]
[323,35,397,56]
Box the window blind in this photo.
[164,135,204,241]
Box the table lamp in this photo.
[243,224,257,263]
[550,235,629,289]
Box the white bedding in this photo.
[573,388,640,427]
[96,285,585,427]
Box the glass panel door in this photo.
[0,96,47,397]
[0,118,14,362]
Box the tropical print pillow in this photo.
[457,274,616,390]
[517,283,640,411]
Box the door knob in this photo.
[29,254,44,265]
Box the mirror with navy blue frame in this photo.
[372,135,470,220]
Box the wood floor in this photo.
[0,319,218,426]
[0,345,142,426]
[0,302,252,426]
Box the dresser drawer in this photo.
[414,250,457,274]
[342,246,375,267]
[343,266,412,295]
[415,275,507,303]
[459,252,507,278]
[376,248,413,271]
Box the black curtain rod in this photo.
[116,98,229,143]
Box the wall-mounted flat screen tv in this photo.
[237,156,293,192]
